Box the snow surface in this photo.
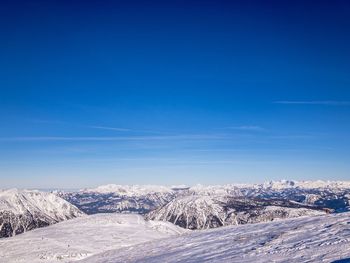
[0,213,186,262]
[81,212,350,263]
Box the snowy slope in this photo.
[0,189,84,238]
[146,195,326,229]
[81,212,350,263]
[0,213,186,263]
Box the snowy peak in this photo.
[187,180,350,192]
[0,189,83,219]
[0,189,84,238]
[146,195,228,229]
[60,184,178,214]
[146,195,326,230]
[82,180,350,196]
[261,180,350,190]
[188,184,244,196]
[85,184,174,196]
[262,180,297,189]
[59,180,350,216]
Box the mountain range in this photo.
[145,195,326,229]
[57,180,350,230]
[1,180,350,262]
[1,180,350,238]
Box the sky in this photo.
[1,0,350,188]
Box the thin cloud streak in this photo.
[227,126,267,132]
[275,100,350,106]
[87,125,165,135]
[0,134,226,142]
[88,126,131,132]
[28,119,68,124]
[270,135,317,140]
[0,132,321,143]
[28,119,162,134]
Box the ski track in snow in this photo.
[80,212,350,263]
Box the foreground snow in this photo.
[81,212,350,263]
[0,213,186,262]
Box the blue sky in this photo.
[1,0,350,188]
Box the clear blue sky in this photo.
[1,0,350,188]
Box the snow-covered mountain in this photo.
[187,184,245,196]
[145,195,326,229]
[58,180,350,217]
[86,184,175,196]
[186,180,350,212]
[146,195,228,229]
[0,189,84,238]
[243,182,350,212]
[261,179,350,190]
[81,212,350,263]
[58,184,180,214]
[0,213,186,263]
[3,181,350,262]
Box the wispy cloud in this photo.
[28,118,131,132]
[0,134,226,142]
[88,126,131,132]
[274,100,350,106]
[226,126,267,132]
[87,125,165,135]
[29,119,164,134]
[269,135,317,140]
[28,119,68,124]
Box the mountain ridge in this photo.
[0,189,84,238]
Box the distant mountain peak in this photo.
[85,184,174,196]
[262,180,350,189]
